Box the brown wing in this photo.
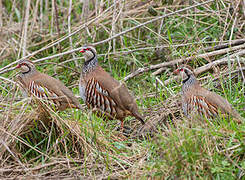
[86,66,135,111]
[190,84,240,118]
[84,66,144,123]
[32,73,81,109]
[186,94,219,118]
[85,77,117,116]
[26,80,62,109]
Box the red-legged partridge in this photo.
[174,65,243,122]
[15,60,82,111]
[79,46,145,130]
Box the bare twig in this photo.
[40,0,43,31]
[0,76,17,85]
[152,67,167,76]
[111,0,119,53]
[0,0,214,75]
[21,0,31,57]
[68,0,78,66]
[0,127,51,159]
[201,39,245,52]
[30,0,40,36]
[93,0,215,46]
[54,0,60,37]
[229,1,239,44]
[194,52,245,75]
[124,43,245,81]
[0,4,114,74]
[0,160,83,173]
[51,0,54,36]
[81,0,90,43]
[164,55,245,86]
[155,77,174,96]
[1,140,27,171]
[0,0,2,27]
[236,55,245,84]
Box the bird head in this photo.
[80,46,97,62]
[173,65,194,81]
[16,60,36,74]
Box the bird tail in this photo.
[231,110,244,124]
[133,111,145,125]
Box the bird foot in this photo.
[115,125,133,137]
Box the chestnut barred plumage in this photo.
[174,65,242,122]
[79,46,145,131]
[16,60,82,111]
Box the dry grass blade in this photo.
[0,0,2,27]
[135,95,181,137]
[125,43,245,81]
[0,0,244,178]
[21,0,31,58]
[0,0,214,74]
[0,4,114,74]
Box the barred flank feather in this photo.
[85,78,117,116]
[16,60,82,111]
[177,65,242,122]
[188,95,218,118]
[79,46,145,129]
[28,81,61,108]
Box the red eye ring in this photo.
[80,48,91,53]
[16,63,26,68]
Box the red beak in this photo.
[16,64,21,68]
[80,49,85,53]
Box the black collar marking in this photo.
[84,49,96,66]
[182,69,190,84]
[22,64,31,74]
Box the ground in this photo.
[0,0,245,179]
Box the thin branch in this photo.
[0,160,82,173]
[124,43,245,81]
[93,0,215,46]
[1,140,27,171]
[0,0,214,74]
[68,0,77,66]
[235,55,245,84]
[30,0,40,36]
[164,55,245,86]
[40,0,43,31]
[0,4,114,74]
[0,0,2,27]
[22,0,31,57]
[229,1,239,43]
[54,0,60,37]
[0,76,17,85]
[51,0,54,36]
[155,77,174,96]
[201,39,245,52]
[194,52,245,75]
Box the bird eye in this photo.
[180,69,184,71]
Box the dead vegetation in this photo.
[0,0,245,179]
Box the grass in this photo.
[0,0,245,179]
